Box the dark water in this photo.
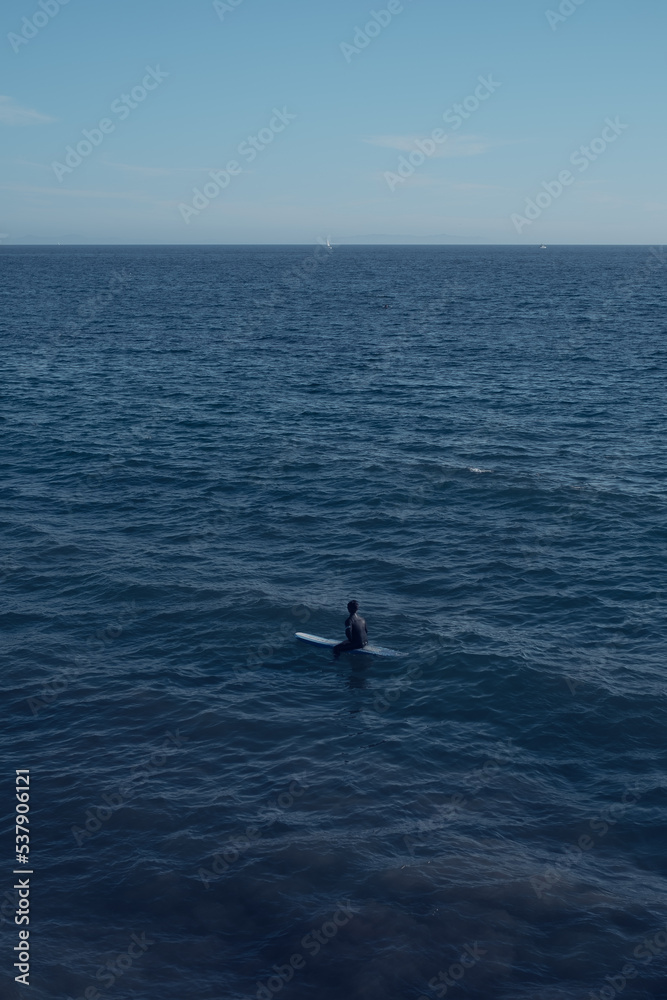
[1,245,666,1000]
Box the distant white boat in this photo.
[540,244,547,249]
[326,238,333,251]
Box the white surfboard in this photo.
[295,632,401,658]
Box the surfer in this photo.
[333,600,368,659]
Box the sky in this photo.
[0,0,665,244]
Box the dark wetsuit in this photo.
[333,613,368,657]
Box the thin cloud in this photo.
[0,183,168,205]
[12,159,212,178]
[364,133,492,158]
[0,97,56,126]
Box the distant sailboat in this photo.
[326,238,333,251]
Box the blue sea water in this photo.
[1,244,666,1000]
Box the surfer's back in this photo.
[346,612,368,647]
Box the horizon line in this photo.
[0,242,664,248]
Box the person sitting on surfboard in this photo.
[333,601,368,658]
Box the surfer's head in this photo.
[347,600,359,614]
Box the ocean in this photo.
[1,244,666,1000]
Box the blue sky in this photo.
[0,0,664,244]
